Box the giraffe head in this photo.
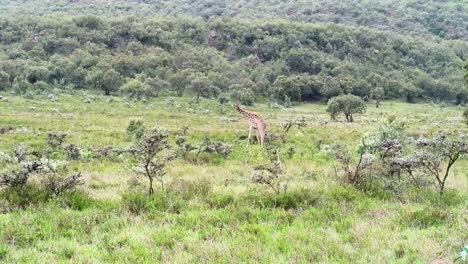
[234,103,242,112]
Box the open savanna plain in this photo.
[0,93,467,263]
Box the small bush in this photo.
[64,144,80,160]
[47,131,67,149]
[126,120,146,141]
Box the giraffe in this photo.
[235,103,267,146]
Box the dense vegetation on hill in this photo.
[0,16,466,104]
[0,0,467,40]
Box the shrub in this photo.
[45,172,83,197]
[326,94,367,122]
[47,131,67,149]
[280,115,306,143]
[133,128,174,194]
[252,149,288,194]
[413,133,467,194]
[0,161,42,188]
[64,144,80,160]
[327,144,374,189]
[126,120,146,141]
[13,144,29,162]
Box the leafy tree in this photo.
[0,71,10,90]
[326,94,367,122]
[120,79,147,99]
[145,77,169,97]
[320,76,343,99]
[188,74,211,103]
[169,69,193,97]
[414,133,467,194]
[87,67,123,96]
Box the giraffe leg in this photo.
[255,129,260,145]
[258,126,265,146]
[247,125,252,146]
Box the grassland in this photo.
[0,92,467,263]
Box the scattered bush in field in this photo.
[327,144,374,189]
[175,135,197,161]
[0,152,15,163]
[38,158,68,173]
[64,144,81,160]
[127,120,146,141]
[360,119,406,160]
[95,145,117,158]
[175,130,233,162]
[200,138,233,158]
[45,172,83,197]
[388,156,423,186]
[133,128,174,194]
[326,94,367,122]
[0,161,42,188]
[413,133,467,194]
[0,126,15,134]
[13,144,29,162]
[252,149,288,194]
[47,131,67,149]
[281,115,306,143]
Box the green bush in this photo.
[326,94,367,122]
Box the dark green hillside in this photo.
[0,17,466,103]
[0,0,466,40]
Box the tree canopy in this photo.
[0,15,466,103]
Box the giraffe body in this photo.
[235,104,267,146]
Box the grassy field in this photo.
[0,92,467,263]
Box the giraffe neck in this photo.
[236,105,254,118]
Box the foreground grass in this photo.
[0,92,467,263]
